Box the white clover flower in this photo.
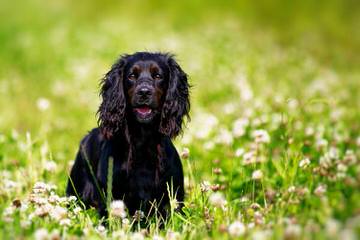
[153,235,164,240]
[110,200,127,218]
[344,150,357,165]
[35,204,53,217]
[314,184,327,197]
[44,160,57,172]
[299,158,311,169]
[166,231,181,240]
[325,218,340,236]
[130,232,144,240]
[288,186,296,193]
[235,148,245,157]
[50,206,67,221]
[73,206,82,215]
[48,194,60,204]
[228,221,246,237]
[337,163,348,172]
[209,192,227,208]
[243,151,256,165]
[252,170,263,180]
[95,224,106,234]
[339,229,356,240]
[357,137,360,147]
[32,182,49,194]
[34,228,49,240]
[216,128,233,145]
[4,179,19,189]
[232,118,249,137]
[316,138,328,149]
[203,141,215,150]
[20,220,31,228]
[328,147,339,160]
[112,230,126,239]
[252,129,270,144]
[305,126,315,136]
[200,181,211,193]
[180,148,190,159]
[252,230,272,240]
[36,98,51,111]
[284,224,302,239]
[49,230,60,240]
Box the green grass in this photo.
[0,0,359,239]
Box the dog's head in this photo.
[98,52,190,139]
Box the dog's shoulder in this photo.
[78,128,106,161]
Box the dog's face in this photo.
[124,57,169,124]
[98,52,190,139]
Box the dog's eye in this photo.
[128,73,136,80]
[153,74,162,80]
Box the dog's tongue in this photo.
[136,107,152,114]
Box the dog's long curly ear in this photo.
[159,55,190,138]
[98,56,128,139]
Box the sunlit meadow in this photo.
[0,1,359,239]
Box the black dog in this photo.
[66,52,190,220]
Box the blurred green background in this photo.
[0,0,359,171]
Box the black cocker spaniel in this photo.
[66,52,190,220]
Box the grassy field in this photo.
[0,0,360,239]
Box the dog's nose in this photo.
[137,87,152,97]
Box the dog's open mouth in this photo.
[134,106,153,119]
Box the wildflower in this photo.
[209,192,227,208]
[34,228,49,240]
[235,148,244,157]
[110,200,127,218]
[59,218,71,226]
[35,204,53,217]
[325,218,340,236]
[3,179,19,189]
[343,150,357,165]
[287,186,296,193]
[200,181,211,193]
[112,230,126,239]
[216,128,233,145]
[133,210,145,221]
[36,98,51,111]
[337,163,348,172]
[50,230,61,240]
[254,211,264,225]
[228,221,246,237]
[357,137,360,147]
[153,235,164,240]
[305,127,315,136]
[252,129,270,144]
[213,167,222,175]
[284,224,302,239]
[44,160,57,172]
[299,158,311,169]
[252,230,272,240]
[73,206,82,215]
[20,220,31,228]
[243,151,256,165]
[180,148,190,159]
[232,118,249,137]
[95,224,106,234]
[166,231,181,240]
[314,184,327,197]
[203,141,215,150]
[131,232,144,240]
[328,147,339,160]
[316,138,328,149]
[50,206,67,221]
[252,170,263,180]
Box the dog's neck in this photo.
[127,120,161,145]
